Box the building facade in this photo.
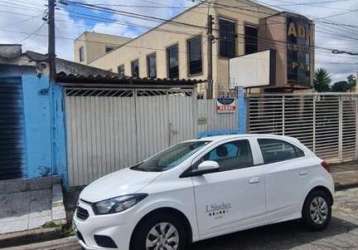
[74,32,131,65]
[74,0,315,96]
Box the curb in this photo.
[335,182,358,191]
[0,236,78,250]
[0,227,63,249]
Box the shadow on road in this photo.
[190,217,358,250]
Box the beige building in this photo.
[74,0,314,96]
[74,32,131,65]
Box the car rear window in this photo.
[258,139,305,164]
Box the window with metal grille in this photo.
[219,19,236,58]
[117,64,125,77]
[187,35,202,75]
[245,25,258,55]
[166,44,179,79]
[146,53,157,78]
[131,59,139,78]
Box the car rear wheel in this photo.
[302,189,332,231]
[131,213,188,250]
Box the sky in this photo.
[0,0,357,82]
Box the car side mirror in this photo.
[190,160,220,177]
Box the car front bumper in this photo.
[73,199,135,250]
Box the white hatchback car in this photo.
[73,134,334,250]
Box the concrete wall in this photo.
[258,15,287,86]
[86,0,277,96]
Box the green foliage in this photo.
[313,68,331,92]
[331,81,351,92]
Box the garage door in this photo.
[0,78,26,180]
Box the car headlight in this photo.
[92,194,148,215]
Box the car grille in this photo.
[76,206,89,220]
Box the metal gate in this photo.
[0,78,25,180]
[247,93,358,163]
[65,88,238,186]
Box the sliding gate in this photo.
[247,93,358,163]
[64,87,238,186]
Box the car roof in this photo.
[194,134,297,143]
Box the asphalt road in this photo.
[5,188,358,250]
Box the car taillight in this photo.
[321,160,330,172]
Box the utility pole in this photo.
[48,0,56,82]
[207,14,214,99]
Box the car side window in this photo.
[258,139,305,164]
[200,140,253,171]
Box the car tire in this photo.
[131,213,189,250]
[302,189,332,231]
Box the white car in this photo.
[73,134,334,250]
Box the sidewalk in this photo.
[331,161,358,190]
[0,176,66,234]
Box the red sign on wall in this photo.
[216,97,236,113]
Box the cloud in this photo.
[0,0,356,82]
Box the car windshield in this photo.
[131,141,210,172]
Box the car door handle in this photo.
[249,177,260,184]
[299,171,308,176]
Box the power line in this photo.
[19,21,46,43]
[316,8,358,20]
[63,0,207,30]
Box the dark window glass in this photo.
[245,25,258,55]
[146,53,157,78]
[105,46,115,53]
[131,59,139,78]
[187,36,202,75]
[167,44,179,79]
[117,65,125,77]
[200,140,253,171]
[219,19,236,58]
[131,141,210,172]
[79,46,84,62]
[258,139,305,164]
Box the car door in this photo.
[190,139,267,238]
[256,138,308,223]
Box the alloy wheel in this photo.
[145,222,179,250]
[309,196,328,225]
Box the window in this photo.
[146,53,157,78]
[166,44,179,79]
[105,46,115,53]
[131,59,139,78]
[201,140,253,171]
[219,18,236,58]
[258,139,305,164]
[117,64,125,77]
[79,46,84,62]
[245,25,258,55]
[187,35,202,75]
[131,141,210,172]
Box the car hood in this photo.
[79,168,161,203]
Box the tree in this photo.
[347,74,357,90]
[331,81,351,92]
[313,68,331,92]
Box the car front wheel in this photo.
[131,213,188,250]
[302,189,332,231]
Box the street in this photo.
[6,188,358,250]
[191,187,358,250]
